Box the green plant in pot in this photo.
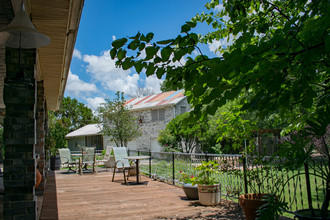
[231,157,287,220]
[179,171,198,200]
[273,115,330,220]
[191,160,221,206]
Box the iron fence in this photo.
[128,149,327,213]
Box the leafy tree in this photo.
[110,0,329,132]
[46,97,98,155]
[158,112,209,153]
[46,111,68,155]
[97,91,141,147]
[54,97,99,132]
[160,79,172,92]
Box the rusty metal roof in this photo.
[124,90,185,111]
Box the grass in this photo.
[139,158,327,218]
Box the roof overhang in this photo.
[0,0,84,112]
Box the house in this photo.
[103,90,191,152]
[66,124,103,151]
[0,0,84,219]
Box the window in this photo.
[151,109,165,121]
[180,106,187,114]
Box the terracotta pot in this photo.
[239,193,268,220]
[295,209,330,220]
[198,184,221,206]
[182,183,198,200]
[36,169,42,188]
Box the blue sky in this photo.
[65,0,225,110]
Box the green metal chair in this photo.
[78,147,96,174]
[111,147,136,184]
[58,148,77,172]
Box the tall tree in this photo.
[54,97,99,132]
[97,92,141,147]
[46,112,68,155]
[110,0,329,132]
[158,112,207,153]
[46,97,99,154]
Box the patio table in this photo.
[124,156,150,185]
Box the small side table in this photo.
[124,156,150,185]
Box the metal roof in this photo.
[124,90,185,111]
[66,123,102,138]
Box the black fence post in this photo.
[304,162,315,215]
[149,150,152,177]
[138,150,140,156]
[128,149,130,156]
[243,154,249,195]
[172,152,175,185]
[205,151,209,162]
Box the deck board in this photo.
[40,169,244,220]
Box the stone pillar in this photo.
[35,81,46,195]
[3,48,37,219]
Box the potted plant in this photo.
[179,171,198,200]
[191,160,221,206]
[221,153,288,220]
[274,116,330,220]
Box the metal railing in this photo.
[128,149,327,213]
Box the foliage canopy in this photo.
[97,92,141,147]
[110,0,329,132]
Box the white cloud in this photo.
[112,35,116,41]
[85,97,106,111]
[65,70,98,97]
[214,3,224,12]
[73,49,82,59]
[208,33,242,56]
[145,75,163,93]
[83,50,139,95]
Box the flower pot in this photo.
[182,183,198,200]
[36,169,42,188]
[295,209,330,220]
[198,184,221,206]
[239,193,268,220]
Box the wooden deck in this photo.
[40,169,244,220]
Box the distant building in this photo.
[103,90,190,152]
[65,124,103,151]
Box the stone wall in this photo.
[3,48,37,219]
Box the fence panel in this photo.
[128,150,326,213]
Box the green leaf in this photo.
[134,62,143,73]
[129,32,141,40]
[157,39,174,45]
[128,39,140,50]
[110,48,117,59]
[156,68,165,79]
[161,47,172,61]
[325,34,330,53]
[181,24,191,33]
[154,56,162,63]
[111,38,128,49]
[138,43,146,51]
[186,21,197,28]
[189,33,199,43]
[146,32,154,43]
[117,49,127,60]
[146,63,156,76]
[122,58,133,70]
[145,46,158,60]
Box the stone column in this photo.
[35,81,46,195]
[3,48,37,219]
